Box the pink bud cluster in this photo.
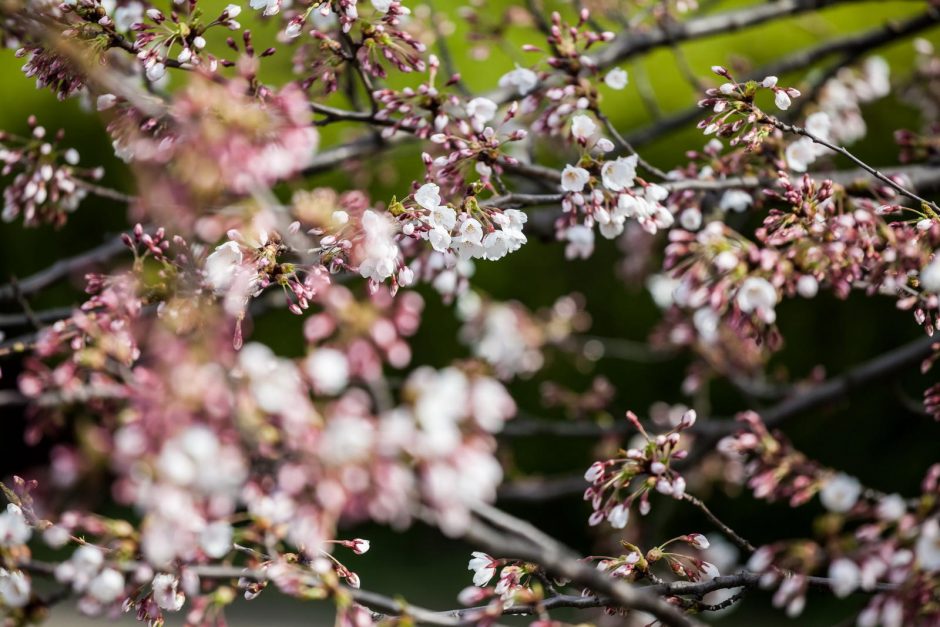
[584,409,696,528]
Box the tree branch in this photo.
[763,113,940,212]
[0,233,131,301]
[453,506,705,627]
[595,0,861,69]
[624,9,940,147]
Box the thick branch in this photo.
[595,0,860,69]
[23,559,498,627]
[0,233,130,301]
[455,506,704,627]
[498,334,937,502]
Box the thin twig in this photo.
[682,493,757,554]
[593,109,668,179]
[763,114,940,212]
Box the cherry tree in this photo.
[0,0,939,625]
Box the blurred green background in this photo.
[2,0,940,624]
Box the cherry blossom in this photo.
[2,2,940,626]
[604,67,629,90]
[819,473,862,513]
[0,569,30,608]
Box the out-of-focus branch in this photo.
[498,334,937,501]
[595,0,861,68]
[0,233,132,302]
[625,9,940,147]
[0,306,75,329]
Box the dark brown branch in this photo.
[498,334,937,501]
[757,334,937,429]
[0,306,75,329]
[486,164,940,221]
[23,559,500,627]
[595,0,860,68]
[763,113,940,212]
[456,507,704,627]
[682,494,757,554]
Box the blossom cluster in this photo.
[2,0,940,625]
[0,117,102,227]
[720,412,940,624]
[583,409,696,528]
[456,291,590,380]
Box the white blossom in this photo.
[600,155,637,192]
[819,473,862,513]
[249,0,279,15]
[145,61,166,82]
[564,224,594,260]
[304,348,349,395]
[0,569,30,608]
[96,94,118,111]
[0,504,31,547]
[719,189,752,213]
[358,210,400,283]
[736,277,778,322]
[647,274,679,309]
[482,230,510,260]
[466,97,498,123]
[607,504,629,529]
[456,218,483,245]
[415,183,442,210]
[797,275,819,298]
[916,518,940,572]
[152,573,185,611]
[88,568,125,604]
[828,558,860,598]
[204,241,243,294]
[785,137,817,172]
[498,66,538,95]
[428,227,452,253]
[371,0,393,13]
[805,111,832,139]
[560,165,590,192]
[679,208,702,231]
[774,90,792,110]
[699,561,720,579]
[876,493,907,522]
[604,67,629,90]
[921,256,940,293]
[468,552,496,587]
[199,520,233,559]
[428,205,457,231]
[693,307,720,344]
[570,114,597,141]
[599,216,625,239]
